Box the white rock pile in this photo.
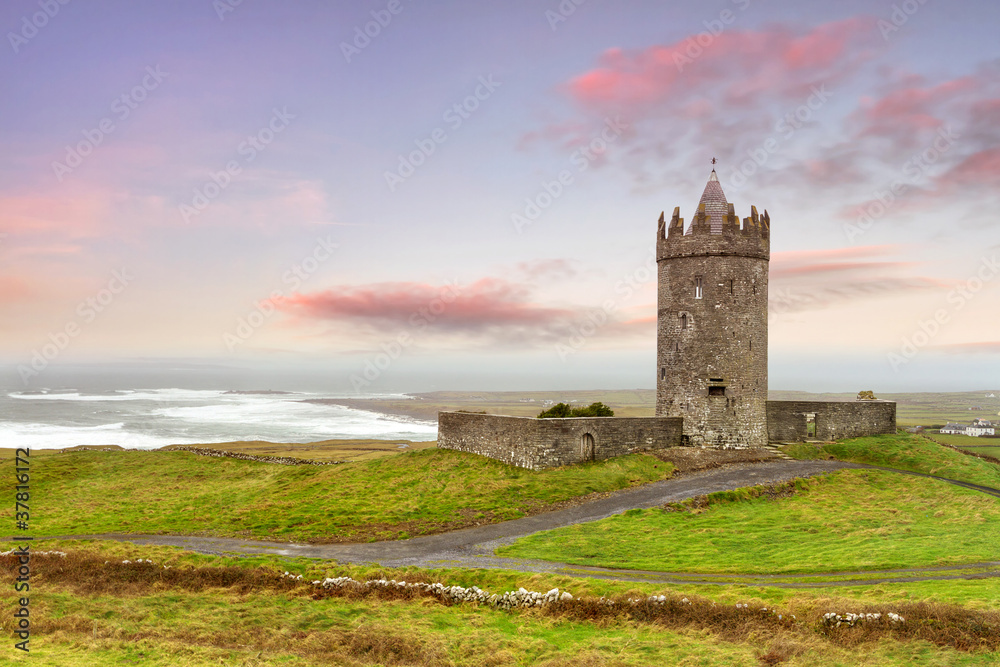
[823,611,905,627]
[313,575,573,610]
[0,549,67,557]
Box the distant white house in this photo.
[968,418,995,437]
[942,420,996,437]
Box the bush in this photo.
[537,402,614,418]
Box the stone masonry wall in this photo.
[437,412,683,470]
[766,400,896,443]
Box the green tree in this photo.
[537,402,615,418]
[572,401,615,417]
[537,403,573,418]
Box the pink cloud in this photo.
[771,245,900,265]
[276,278,575,331]
[770,261,916,279]
[533,18,896,193]
[934,147,1000,189]
[274,276,662,352]
[563,18,876,112]
[768,244,946,314]
[543,17,999,215]
[854,77,976,136]
[771,245,916,280]
[813,69,1000,204]
[768,277,944,316]
[782,19,859,70]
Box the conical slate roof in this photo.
[695,169,728,234]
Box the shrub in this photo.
[537,402,615,418]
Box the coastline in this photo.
[303,397,440,422]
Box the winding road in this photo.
[45,459,1000,588]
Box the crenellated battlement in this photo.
[656,203,770,261]
[655,167,771,448]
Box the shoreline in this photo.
[303,397,440,422]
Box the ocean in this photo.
[0,386,438,450]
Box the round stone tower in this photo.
[655,169,769,447]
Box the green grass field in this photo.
[6,419,1000,664]
[5,541,1000,666]
[783,432,1000,489]
[497,469,1000,574]
[962,446,1000,458]
[921,432,1000,459]
[1,448,671,542]
[923,432,994,448]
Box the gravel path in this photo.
[40,459,1000,587]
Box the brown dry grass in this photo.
[32,608,446,666]
[544,592,1000,659]
[6,551,1000,661]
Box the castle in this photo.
[656,169,770,448]
[439,169,896,469]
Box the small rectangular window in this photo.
[708,386,726,396]
[695,276,703,299]
[729,279,734,295]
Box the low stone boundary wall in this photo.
[766,400,896,442]
[437,412,683,469]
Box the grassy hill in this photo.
[6,431,1000,664]
[497,468,1000,573]
[783,432,1000,488]
[2,448,671,542]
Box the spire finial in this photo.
[711,157,717,166]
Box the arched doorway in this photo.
[581,433,595,462]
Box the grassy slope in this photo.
[21,591,996,667]
[498,469,1000,574]
[5,448,671,542]
[6,543,999,666]
[922,433,1000,460]
[783,432,1000,488]
[20,591,766,667]
[924,433,997,448]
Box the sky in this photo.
[1,0,998,394]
